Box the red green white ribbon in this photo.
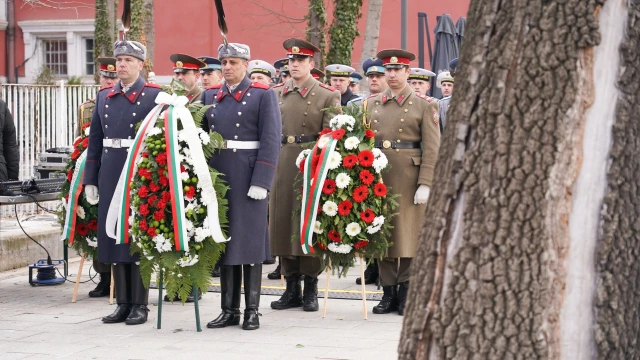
[164,110,188,251]
[61,150,87,244]
[299,134,338,254]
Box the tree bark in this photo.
[399,0,639,359]
[142,0,154,74]
[357,0,383,82]
[306,1,326,69]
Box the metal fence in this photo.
[1,82,99,217]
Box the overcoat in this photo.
[84,76,162,263]
[438,96,451,133]
[340,87,360,106]
[201,76,282,265]
[366,85,440,258]
[269,76,340,257]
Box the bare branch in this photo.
[21,0,94,17]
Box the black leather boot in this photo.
[89,272,111,297]
[125,264,149,325]
[102,264,131,323]
[242,264,262,330]
[211,262,221,278]
[397,282,409,315]
[356,260,379,285]
[302,276,319,312]
[270,275,302,309]
[267,263,281,280]
[207,265,242,328]
[372,285,399,314]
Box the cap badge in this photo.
[284,65,289,70]
[390,56,398,64]
[176,61,184,68]
[199,58,205,62]
[107,64,115,71]
[255,61,259,65]
[292,46,300,53]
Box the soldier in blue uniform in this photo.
[201,43,282,331]
[274,58,290,84]
[84,40,162,325]
[349,72,362,93]
[348,56,387,107]
[198,56,223,88]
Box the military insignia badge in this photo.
[107,64,115,71]
[390,56,398,64]
[292,46,300,53]
[176,61,184,68]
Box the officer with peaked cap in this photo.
[247,59,277,87]
[270,38,340,313]
[274,58,291,84]
[408,68,437,97]
[437,71,455,131]
[198,56,223,88]
[325,64,359,106]
[170,53,206,103]
[84,40,162,325]
[366,49,440,316]
[310,68,325,81]
[201,42,281,331]
[349,72,362,94]
[348,57,388,108]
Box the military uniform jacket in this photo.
[84,77,162,263]
[270,76,340,257]
[366,85,440,258]
[341,87,360,106]
[201,76,282,265]
[77,99,95,137]
[438,96,451,133]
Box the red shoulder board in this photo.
[366,94,377,99]
[99,84,114,91]
[250,82,270,90]
[271,83,284,88]
[144,83,161,88]
[206,84,223,90]
[319,83,337,92]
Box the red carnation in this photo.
[82,137,89,149]
[70,149,80,160]
[153,210,164,221]
[374,183,387,197]
[331,129,346,140]
[156,152,167,166]
[299,158,306,173]
[139,203,150,216]
[316,242,328,251]
[148,195,158,206]
[322,179,336,195]
[159,175,169,187]
[359,170,374,185]
[157,200,167,211]
[360,208,376,224]
[365,129,375,139]
[76,223,89,236]
[338,200,353,216]
[343,154,358,169]
[88,220,98,231]
[138,185,149,198]
[147,227,157,237]
[180,165,187,172]
[320,128,332,136]
[328,230,342,243]
[138,219,148,231]
[353,185,369,203]
[161,191,171,202]
[185,186,196,199]
[358,150,374,167]
[73,137,82,147]
[67,170,73,182]
[354,240,369,249]
[138,168,151,179]
[142,152,149,158]
[82,122,91,130]
[149,182,160,192]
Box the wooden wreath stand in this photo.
[321,256,368,320]
[71,253,115,305]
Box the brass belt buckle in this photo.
[382,140,392,149]
[287,135,295,144]
[113,139,121,148]
[221,140,228,149]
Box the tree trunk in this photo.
[94,0,118,83]
[357,0,383,82]
[142,0,154,75]
[306,0,327,69]
[399,0,640,359]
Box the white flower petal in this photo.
[335,173,351,189]
[322,201,338,217]
[345,222,362,237]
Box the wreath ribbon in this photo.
[61,150,87,244]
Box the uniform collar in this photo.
[217,76,251,102]
[381,85,413,106]
[108,76,145,103]
[186,86,203,103]
[341,87,354,103]
[282,76,316,98]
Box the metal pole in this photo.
[401,0,408,49]
[418,13,426,68]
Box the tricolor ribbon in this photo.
[61,150,88,244]
[299,134,338,254]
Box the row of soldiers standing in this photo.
[79,37,456,329]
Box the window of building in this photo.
[85,38,94,75]
[42,39,68,76]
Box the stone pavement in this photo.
[0,258,403,360]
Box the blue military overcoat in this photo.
[201,76,282,265]
[84,76,162,263]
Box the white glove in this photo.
[147,71,157,84]
[85,185,100,204]
[414,185,430,205]
[247,185,268,200]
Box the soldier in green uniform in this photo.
[77,57,117,297]
[170,53,206,103]
[270,38,340,312]
[366,49,440,315]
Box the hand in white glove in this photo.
[147,71,157,84]
[247,185,268,200]
[85,185,100,205]
[414,185,430,205]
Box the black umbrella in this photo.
[455,17,466,51]
[429,14,458,99]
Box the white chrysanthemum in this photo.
[177,130,187,142]
[366,224,381,234]
[317,135,330,149]
[322,201,338,217]
[199,130,210,145]
[326,151,342,170]
[328,243,353,254]
[372,148,383,158]
[179,254,200,267]
[372,156,389,174]
[185,219,194,232]
[195,227,211,243]
[149,127,163,136]
[372,215,385,227]
[76,206,86,219]
[345,222,361,237]
[344,136,360,150]
[329,114,356,131]
[128,215,134,226]
[86,237,98,247]
[153,234,172,253]
[202,216,210,229]
[313,221,323,234]
[180,172,190,181]
[335,173,351,189]
[296,149,312,168]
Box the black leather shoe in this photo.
[242,309,260,330]
[372,286,399,314]
[267,264,281,280]
[356,261,379,285]
[211,263,221,278]
[207,310,241,328]
[302,276,319,312]
[270,275,302,309]
[102,304,131,323]
[263,257,276,265]
[397,282,409,315]
[164,289,202,303]
[125,305,149,325]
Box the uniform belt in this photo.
[281,135,319,144]
[103,139,134,148]
[374,140,421,149]
[220,140,260,150]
